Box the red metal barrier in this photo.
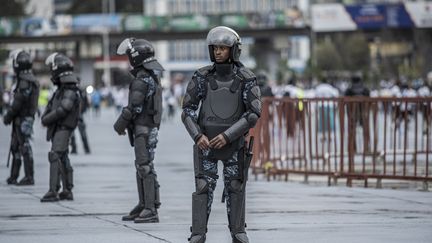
[251,97,432,187]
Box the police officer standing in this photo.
[113,38,164,223]
[3,50,39,185]
[182,26,261,243]
[40,53,81,202]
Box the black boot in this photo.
[7,158,21,185]
[59,190,74,200]
[41,190,59,202]
[44,152,61,202]
[122,203,145,221]
[17,177,34,186]
[20,143,34,186]
[6,177,18,185]
[134,208,159,223]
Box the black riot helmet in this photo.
[207,26,242,63]
[117,38,164,71]
[45,52,77,84]
[9,49,32,74]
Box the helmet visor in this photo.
[45,52,58,68]
[117,38,133,55]
[206,26,241,47]
[9,49,23,67]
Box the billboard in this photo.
[405,2,432,28]
[312,3,416,32]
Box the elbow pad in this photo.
[113,107,133,135]
[246,112,259,127]
[223,118,250,143]
[42,111,59,126]
[182,112,202,142]
[223,112,259,143]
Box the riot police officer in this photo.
[182,26,261,243]
[3,49,39,185]
[114,38,163,223]
[40,53,81,202]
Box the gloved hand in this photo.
[3,113,12,125]
[113,122,126,135]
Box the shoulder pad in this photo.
[197,65,214,76]
[238,67,256,80]
[63,88,79,98]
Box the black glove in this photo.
[3,113,12,125]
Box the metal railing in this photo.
[250,97,432,188]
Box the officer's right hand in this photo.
[113,123,126,136]
[197,135,210,150]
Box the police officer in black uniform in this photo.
[40,53,81,202]
[114,38,164,223]
[182,26,261,243]
[3,49,39,185]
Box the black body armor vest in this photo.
[199,64,245,159]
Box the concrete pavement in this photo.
[0,108,431,243]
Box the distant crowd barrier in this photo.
[250,97,432,189]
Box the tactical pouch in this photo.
[20,117,34,136]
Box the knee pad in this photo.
[228,179,243,193]
[195,178,209,194]
[20,142,32,156]
[48,151,60,163]
[136,164,152,178]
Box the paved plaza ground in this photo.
[1,109,431,243]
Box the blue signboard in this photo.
[72,14,121,32]
[345,4,414,29]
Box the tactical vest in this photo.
[133,73,163,128]
[15,76,39,118]
[199,71,245,160]
[50,86,81,130]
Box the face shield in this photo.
[9,49,24,68]
[206,26,241,47]
[45,52,59,70]
[117,38,135,55]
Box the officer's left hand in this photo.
[209,134,227,149]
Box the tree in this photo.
[315,39,342,72]
[338,33,370,71]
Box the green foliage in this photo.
[314,33,370,73]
